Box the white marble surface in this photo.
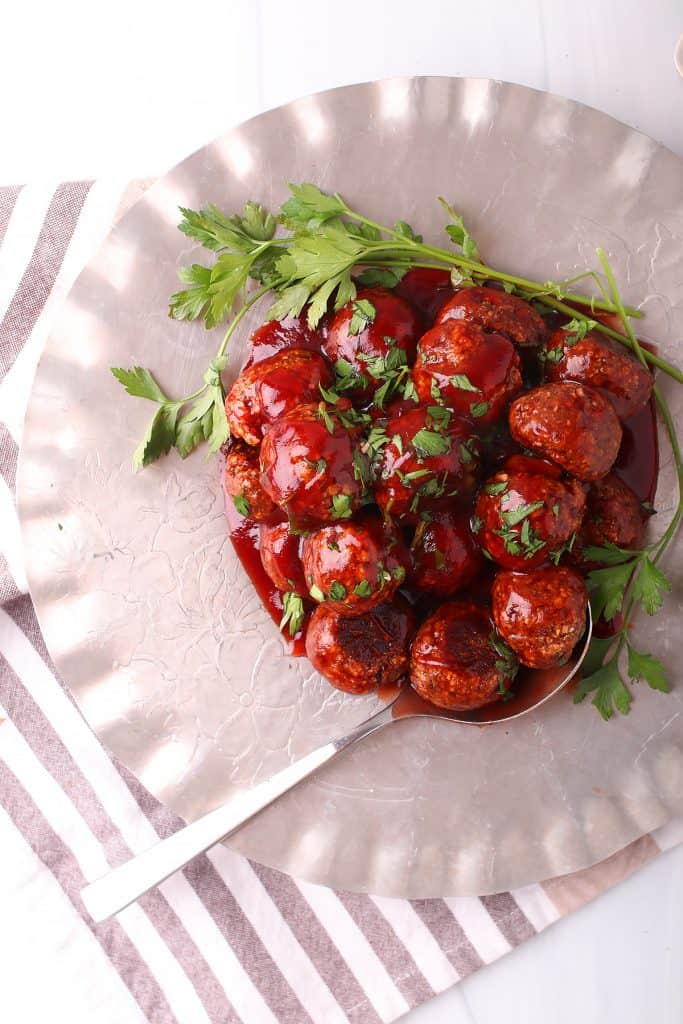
[3,1,683,1021]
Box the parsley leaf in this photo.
[279,591,305,636]
[484,480,508,496]
[438,197,481,261]
[573,660,632,720]
[469,400,489,419]
[631,556,672,616]
[132,404,181,471]
[280,183,347,230]
[356,266,406,288]
[412,429,451,457]
[348,298,376,335]
[562,317,597,342]
[353,579,373,597]
[233,493,250,517]
[309,583,325,602]
[329,581,347,600]
[582,543,636,566]
[450,373,480,393]
[501,500,544,527]
[586,561,634,621]
[627,644,670,692]
[330,493,353,519]
[111,366,170,403]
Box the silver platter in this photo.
[18,78,683,896]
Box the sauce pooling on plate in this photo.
[222,270,658,709]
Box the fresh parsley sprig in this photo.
[572,250,682,719]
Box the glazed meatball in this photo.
[436,286,547,348]
[306,600,415,694]
[248,314,324,364]
[259,402,363,527]
[492,567,588,669]
[225,349,332,445]
[544,327,653,420]
[410,509,483,596]
[224,442,278,522]
[301,516,407,614]
[473,461,586,570]
[323,288,421,400]
[395,267,454,324]
[413,321,523,426]
[410,601,518,710]
[572,473,645,564]
[509,382,622,481]
[373,405,481,519]
[260,521,307,596]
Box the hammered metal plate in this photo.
[17,78,683,897]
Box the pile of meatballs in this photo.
[222,270,653,711]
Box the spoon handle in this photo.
[81,702,395,922]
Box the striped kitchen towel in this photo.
[1,180,682,1024]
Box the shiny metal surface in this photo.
[18,78,683,897]
[82,611,592,921]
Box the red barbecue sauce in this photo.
[223,269,659,656]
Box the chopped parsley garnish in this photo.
[329,581,347,600]
[279,591,305,636]
[348,298,376,335]
[501,500,544,527]
[353,579,373,597]
[430,379,443,402]
[450,373,480,392]
[484,480,508,496]
[309,583,325,602]
[489,631,519,683]
[330,493,353,519]
[317,401,335,434]
[233,493,250,516]
[469,400,489,419]
[412,428,451,457]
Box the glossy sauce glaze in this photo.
[223,269,659,661]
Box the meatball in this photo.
[572,473,645,565]
[413,321,523,426]
[410,601,518,710]
[259,402,363,527]
[509,382,622,481]
[473,462,586,570]
[224,442,278,522]
[323,288,421,400]
[248,314,323,364]
[301,516,407,614]
[492,567,588,669]
[225,349,332,445]
[436,286,547,348]
[306,600,415,694]
[260,521,307,596]
[544,327,653,420]
[373,405,481,519]
[395,267,454,324]
[410,509,483,596]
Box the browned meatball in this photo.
[306,600,415,694]
[259,402,364,527]
[301,516,407,614]
[410,601,518,710]
[413,321,523,426]
[260,521,307,596]
[473,461,586,570]
[436,286,547,348]
[492,567,588,669]
[509,382,622,481]
[323,288,421,401]
[225,349,332,445]
[373,405,481,520]
[224,442,278,522]
[572,473,645,565]
[544,327,653,421]
[410,510,483,596]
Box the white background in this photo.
[3,1,683,1021]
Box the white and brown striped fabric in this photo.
[1,181,682,1024]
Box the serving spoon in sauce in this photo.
[82,607,592,922]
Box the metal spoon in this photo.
[81,607,592,921]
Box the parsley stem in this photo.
[342,226,642,317]
[536,294,683,384]
[216,283,274,359]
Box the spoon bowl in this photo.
[82,606,592,922]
